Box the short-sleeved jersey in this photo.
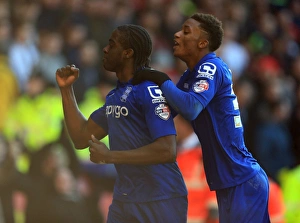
[176,53,260,190]
[91,80,187,202]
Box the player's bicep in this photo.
[86,116,108,140]
[154,134,177,160]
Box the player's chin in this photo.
[102,63,114,72]
[173,47,181,57]
[173,50,182,59]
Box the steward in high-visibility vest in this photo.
[3,75,64,173]
[0,55,19,131]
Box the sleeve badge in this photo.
[193,80,209,93]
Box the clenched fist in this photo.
[56,64,80,88]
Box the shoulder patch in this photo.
[147,86,166,103]
[193,80,209,93]
[196,62,216,80]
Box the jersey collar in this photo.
[116,80,130,88]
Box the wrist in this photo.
[104,150,112,164]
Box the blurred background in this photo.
[0,0,299,222]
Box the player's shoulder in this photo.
[131,80,159,93]
[131,81,165,103]
[106,88,116,97]
[133,80,158,87]
[194,55,231,80]
[194,60,218,80]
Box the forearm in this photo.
[161,80,203,121]
[105,137,176,165]
[60,87,90,148]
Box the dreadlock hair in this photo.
[190,13,224,52]
[117,24,152,70]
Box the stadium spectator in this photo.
[175,115,218,223]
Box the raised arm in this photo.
[56,65,107,149]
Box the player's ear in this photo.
[198,39,209,49]
[124,48,134,59]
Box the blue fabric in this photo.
[161,80,203,120]
[90,80,187,202]
[107,196,188,223]
[216,168,270,223]
[163,52,261,190]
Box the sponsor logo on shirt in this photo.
[155,103,171,120]
[106,105,129,118]
[196,62,216,80]
[147,86,166,103]
[193,80,209,93]
[120,86,132,102]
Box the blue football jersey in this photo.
[176,53,260,190]
[91,80,187,202]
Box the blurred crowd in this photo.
[0,0,300,222]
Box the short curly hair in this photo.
[190,13,224,52]
[117,24,152,70]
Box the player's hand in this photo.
[132,68,171,86]
[88,135,109,164]
[56,64,79,88]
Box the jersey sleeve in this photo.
[136,82,176,140]
[90,104,108,132]
[161,80,203,121]
[182,62,219,109]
